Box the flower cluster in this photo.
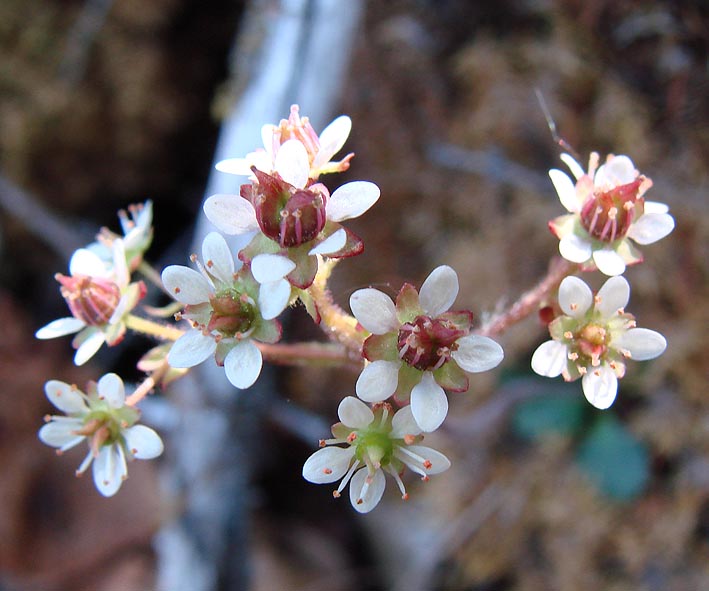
[303,397,450,513]
[35,232,146,366]
[532,275,666,409]
[39,373,163,496]
[350,266,504,432]
[34,106,672,511]
[161,232,284,389]
[549,153,674,275]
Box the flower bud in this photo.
[579,178,645,243]
[207,291,256,336]
[397,315,468,371]
[56,274,121,326]
[243,168,327,247]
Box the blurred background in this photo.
[1,0,707,589]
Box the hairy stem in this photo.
[137,260,169,294]
[479,257,577,337]
[125,375,156,406]
[257,341,362,370]
[125,314,184,341]
[308,258,366,354]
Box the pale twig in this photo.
[0,174,87,260]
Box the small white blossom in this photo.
[161,232,284,389]
[350,266,504,432]
[88,201,154,272]
[549,153,674,276]
[39,373,163,497]
[215,104,353,180]
[302,397,451,513]
[531,275,667,409]
[204,146,380,258]
[35,240,145,365]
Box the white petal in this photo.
[201,232,235,284]
[93,444,127,497]
[349,288,398,334]
[161,265,213,305]
[308,228,346,255]
[559,233,593,263]
[549,169,579,212]
[401,444,451,475]
[349,468,386,513]
[337,396,375,428]
[560,153,585,180]
[44,380,88,413]
[594,155,636,188]
[69,248,111,278]
[326,181,380,222]
[203,194,259,235]
[451,335,504,373]
[627,213,675,245]
[167,330,216,368]
[97,373,125,408]
[356,360,400,403]
[410,372,448,433]
[595,275,630,318]
[215,157,254,176]
[36,317,86,339]
[302,447,354,484]
[531,340,567,377]
[615,328,666,361]
[223,340,262,389]
[390,405,421,438]
[582,366,618,409]
[258,279,291,320]
[312,115,351,169]
[643,201,669,214]
[251,254,296,283]
[261,124,277,154]
[111,239,129,287]
[274,139,309,188]
[38,419,85,449]
[558,276,593,318]
[124,425,164,459]
[419,265,459,317]
[73,330,106,366]
[593,248,626,276]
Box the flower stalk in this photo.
[125,313,185,341]
[479,257,577,337]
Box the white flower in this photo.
[161,232,284,389]
[549,153,674,276]
[35,240,145,365]
[204,144,379,256]
[38,373,163,497]
[349,266,504,432]
[215,104,353,180]
[88,201,154,271]
[302,397,451,513]
[531,275,667,409]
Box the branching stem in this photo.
[479,257,577,337]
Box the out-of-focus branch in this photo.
[0,174,87,260]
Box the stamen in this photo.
[356,470,375,505]
[385,465,408,500]
[335,460,360,497]
[564,331,573,339]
